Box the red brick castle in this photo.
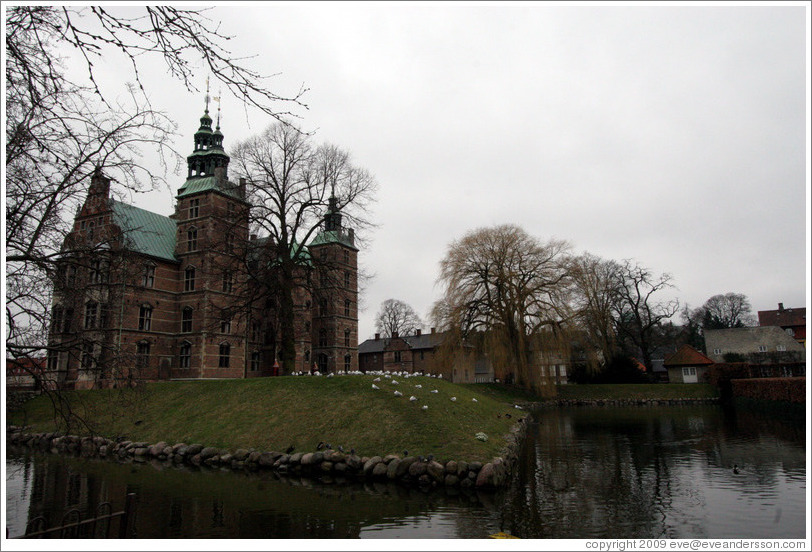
[45,104,359,389]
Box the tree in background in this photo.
[432,224,573,393]
[688,292,757,330]
[375,299,423,337]
[611,259,680,374]
[569,253,622,373]
[230,122,377,372]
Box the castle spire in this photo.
[204,76,211,113]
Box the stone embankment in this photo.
[6,417,530,490]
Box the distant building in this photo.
[6,357,46,391]
[757,303,806,348]
[357,329,493,383]
[704,326,805,364]
[663,344,714,384]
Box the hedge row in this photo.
[730,377,806,404]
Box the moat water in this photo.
[5,403,807,539]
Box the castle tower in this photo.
[308,195,359,373]
[173,97,251,379]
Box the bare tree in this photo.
[432,224,573,392]
[230,122,378,372]
[374,299,423,337]
[569,253,622,371]
[688,292,757,330]
[611,259,680,374]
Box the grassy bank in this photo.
[9,375,521,462]
[9,379,719,462]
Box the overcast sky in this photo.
[102,2,809,341]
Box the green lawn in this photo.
[10,375,522,463]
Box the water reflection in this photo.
[501,405,806,539]
[5,404,806,539]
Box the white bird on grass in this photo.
[391,380,399,385]
[373,377,381,382]
[414,384,422,389]
[472,398,478,402]
[409,395,417,402]
[371,384,380,390]
[421,405,428,411]
[394,390,403,397]
[450,397,457,402]
[430,389,438,394]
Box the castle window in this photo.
[319,329,327,347]
[304,321,311,333]
[136,341,150,369]
[319,299,328,317]
[51,306,63,333]
[90,259,107,283]
[344,328,351,347]
[47,352,62,373]
[225,232,234,254]
[179,341,191,369]
[222,270,233,292]
[184,267,196,291]
[84,301,98,329]
[218,342,231,368]
[63,308,74,333]
[87,221,95,240]
[227,202,235,217]
[143,264,155,288]
[758,345,767,353]
[344,299,351,317]
[80,342,95,372]
[343,250,349,264]
[251,321,261,342]
[187,227,198,252]
[344,271,350,288]
[344,354,351,372]
[304,350,310,362]
[189,198,200,219]
[181,307,193,333]
[138,305,152,331]
[99,304,109,329]
[250,351,260,371]
[776,345,787,352]
[221,316,231,334]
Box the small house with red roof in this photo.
[663,344,715,383]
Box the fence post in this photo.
[118,493,137,538]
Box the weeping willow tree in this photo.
[432,224,575,395]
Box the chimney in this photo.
[431,327,436,334]
[392,331,399,338]
[416,329,422,336]
[239,177,247,198]
[778,302,784,311]
[374,333,380,341]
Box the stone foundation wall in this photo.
[6,416,531,490]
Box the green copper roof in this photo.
[177,176,242,199]
[309,230,357,251]
[111,200,178,261]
